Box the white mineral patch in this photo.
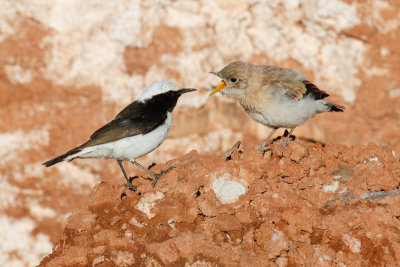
[168,219,176,229]
[178,91,209,109]
[363,157,379,164]
[2,0,367,107]
[342,234,361,253]
[323,181,339,193]
[92,255,105,266]
[380,46,389,56]
[0,129,49,164]
[213,175,246,204]
[0,178,44,209]
[311,0,359,32]
[129,217,146,228]
[29,204,57,220]
[318,255,332,264]
[4,64,33,84]
[55,163,99,189]
[283,0,300,9]
[339,187,348,194]
[135,192,164,219]
[389,89,400,99]
[0,216,53,266]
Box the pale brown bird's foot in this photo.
[272,140,283,145]
[258,144,271,153]
[272,139,292,155]
[272,144,284,155]
[123,182,137,191]
[272,138,293,147]
[151,166,176,187]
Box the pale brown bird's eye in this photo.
[230,78,238,83]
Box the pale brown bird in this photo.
[209,61,344,154]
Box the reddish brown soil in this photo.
[40,141,400,266]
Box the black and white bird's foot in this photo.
[123,182,138,191]
[151,166,176,187]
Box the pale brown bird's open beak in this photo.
[209,71,220,77]
[209,80,227,96]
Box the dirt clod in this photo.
[40,143,400,266]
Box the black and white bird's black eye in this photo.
[230,78,238,83]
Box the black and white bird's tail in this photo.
[327,103,345,112]
[43,147,82,167]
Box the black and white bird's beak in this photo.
[179,88,197,94]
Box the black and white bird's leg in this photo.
[258,128,277,152]
[130,161,175,188]
[117,160,137,191]
[272,127,296,155]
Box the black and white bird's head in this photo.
[137,80,196,111]
[209,61,250,99]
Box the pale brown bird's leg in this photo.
[117,160,137,191]
[130,161,175,188]
[272,127,296,155]
[258,128,278,152]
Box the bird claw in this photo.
[123,183,137,192]
[258,144,271,152]
[271,138,293,155]
[258,137,293,155]
[272,140,282,145]
[151,166,176,187]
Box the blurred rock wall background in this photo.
[0,0,399,265]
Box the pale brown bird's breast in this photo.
[238,88,268,113]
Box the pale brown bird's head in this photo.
[209,61,251,98]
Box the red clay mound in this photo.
[40,141,400,266]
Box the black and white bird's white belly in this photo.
[246,96,330,129]
[67,112,173,161]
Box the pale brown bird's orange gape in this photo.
[209,61,344,154]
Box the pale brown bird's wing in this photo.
[302,80,329,100]
[267,68,308,101]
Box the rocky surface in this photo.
[39,142,400,266]
[1,0,400,266]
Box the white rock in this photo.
[323,181,339,193]
[135,192,164,219]
[342,234,361,253]
[213,175,246,204]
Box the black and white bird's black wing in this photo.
[43,100,166,167]
[85,100,166,147]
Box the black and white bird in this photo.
[43,81,196,191]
